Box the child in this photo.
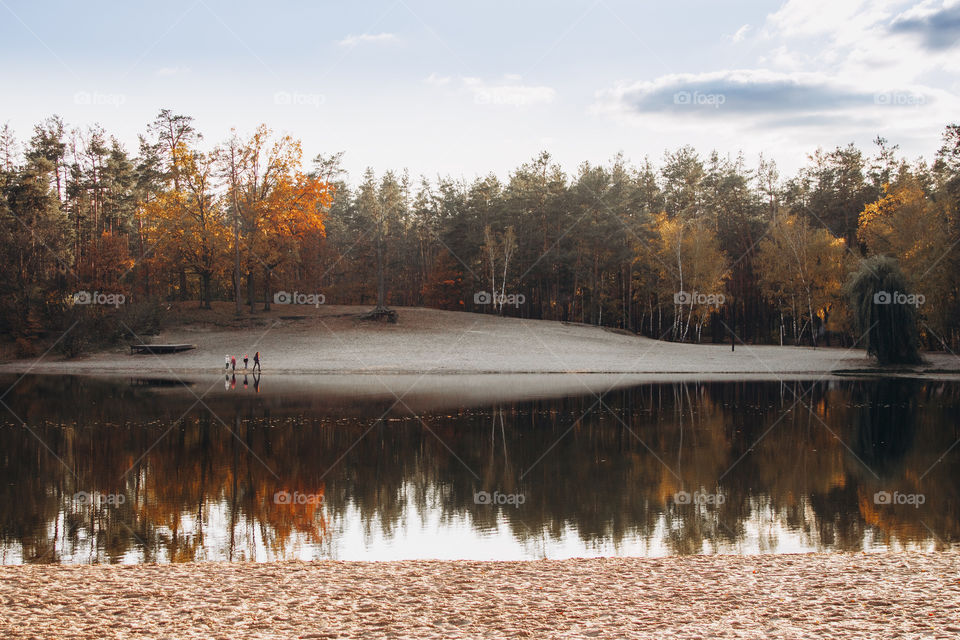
[253,351,261,373]
[243,354,249,370]
[224,354,230,370]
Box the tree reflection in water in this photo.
[0,375,957,564]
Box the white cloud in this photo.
[462,76,556,107]
[594,68,954,134]
[426,74,555,107]
[732,24,751,42]
[424,73,451,85]
[336,32,399,47]
[759,1,960,85]
[763,0,898,41]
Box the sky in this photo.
[1,0,959,182]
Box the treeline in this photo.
[2,111,959,355]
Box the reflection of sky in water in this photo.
[22,487,944,565]
[1,376,958,564]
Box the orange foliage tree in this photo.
[221,126,333,311]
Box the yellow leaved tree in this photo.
[144,144,229,307]
[858,179,953,337]
[653,213,729,342]
[756,211,848,346]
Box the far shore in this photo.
[2,305,958,381]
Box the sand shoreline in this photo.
[2,551,958,639]
[2,305,957,380]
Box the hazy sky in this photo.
[1,0,959,182]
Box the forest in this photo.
[1,110,959,356]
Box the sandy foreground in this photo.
[1,553,958,639]
[2,306,957,379]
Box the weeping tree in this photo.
[845,255,922,365]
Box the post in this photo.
[730,302,735,352]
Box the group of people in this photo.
[225,351,261,373]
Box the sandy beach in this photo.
[1,552,958,639]
[2,305,957,379]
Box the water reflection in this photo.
[0,375,958,564]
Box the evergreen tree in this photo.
[845,256,922,365]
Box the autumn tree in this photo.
[651,213,729,342]
[220,126,332,311]
[145,145,227,308]
[858,178,955,339]
[756,211,848,346]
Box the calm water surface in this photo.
[1,374,958,564]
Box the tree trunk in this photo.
[376,232,386,309]
[263,266,273,311]
[234,228,242,315]
[201,271,212,310]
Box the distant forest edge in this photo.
[1,111,959,357]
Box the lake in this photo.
[1,374,957,563]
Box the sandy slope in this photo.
[2,552,958,639]
[2,305,956,378]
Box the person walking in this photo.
[252,351,261,373]
[243,353,249,370]
[231,355,237,372]
[224,354,230,370]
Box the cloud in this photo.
[424,73,451,85]
[888,1,960,50]
[594,69,939,130]
[763,0,890,40]
[462,77,556,107]
[758,0,960,81]
[732,24,751,42]
[599,70,883,115]
[336,32,399,47]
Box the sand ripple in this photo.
[2,552,959,639]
